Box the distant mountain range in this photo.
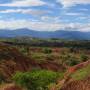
[0,28,90,40]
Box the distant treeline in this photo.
[1,37,90,49]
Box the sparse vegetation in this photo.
[72,65,90,80]
[0,37,90,90]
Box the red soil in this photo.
[61,77,90,90]
[0,43,65,80]
[0,84,24,90]
[67,60,90,74]
[50,60,90,90]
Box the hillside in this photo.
[0,43,65,81]
[49,61,90,90]
[0,41,90,90]
[61,64,90,90]
[61,76,90,90]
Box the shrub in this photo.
[12,70,60,90]
[43,48,52,54]
[66,59,80,66]
[80,54,88,62]
[60,54,80,66]
[31,53,46,63]
[19,47,28,55]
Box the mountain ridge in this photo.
[0,29,90,40]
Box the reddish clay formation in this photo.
[0,43,65,80]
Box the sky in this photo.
[0,0,90,31]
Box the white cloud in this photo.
[0,19,90,32]
[0,9,50,16]
[80,8,89,12]
[0,0,46,7]
[41,16,60,23]
[0,9,21,13]
[57,0,90,8]
[65,23,90,32]
[77,24,90,32]
[0,20,63,31]
[65,12,82,16]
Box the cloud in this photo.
[0,20,63,31]
[77,24,90,32]
[80,9,89,12]
[0,9,51,16]
[57,0,90,8]
[41,16,60,23]
[0,0,46,7]
[0,19,90,32]
[65,12,82,16]
[66,23,90,32]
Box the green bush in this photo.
[12,70,60,90]
[60,54,80,66]
[31,53,46,63]
[43,48,52,54]
[80,54,88,62]
[66,58,80,66]
[19,47,28,55]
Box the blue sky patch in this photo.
[0,0,90,31]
